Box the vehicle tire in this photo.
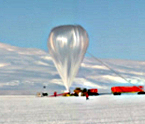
[113,92,121,95]
[138,92,145,95]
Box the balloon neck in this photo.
[64,89,70,93]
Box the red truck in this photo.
[111,86,144,95]
[88,89,99,95]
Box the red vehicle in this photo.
[88,89,99,95]
[111,86,144,95]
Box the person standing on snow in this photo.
[54,91,57,97]
[86,92,89,100]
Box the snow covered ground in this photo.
[0,42,145,123]
[0,95,145,124]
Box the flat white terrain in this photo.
[0,95,145,124]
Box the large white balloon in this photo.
[48,25,89,91]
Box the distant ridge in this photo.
[0,42,145,95]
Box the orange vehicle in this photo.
[74,87,82,96]
[111,86,144,95]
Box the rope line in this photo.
[86,52,141,87]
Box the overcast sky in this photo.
[0,0,145,60]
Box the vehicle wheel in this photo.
[138,92,145,95]
[113,92,121,95]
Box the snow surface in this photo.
[0,42,145,94]
[0,95,145,124]
[1,42,145,123]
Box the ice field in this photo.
[0,43,145,124]
[0,95,145,124]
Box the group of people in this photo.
[42,86,89,100]
[53,91,89,100]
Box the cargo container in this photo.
[111,86,144,95]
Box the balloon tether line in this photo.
[86,52,144,91]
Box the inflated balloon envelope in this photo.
[48,25,89,91]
